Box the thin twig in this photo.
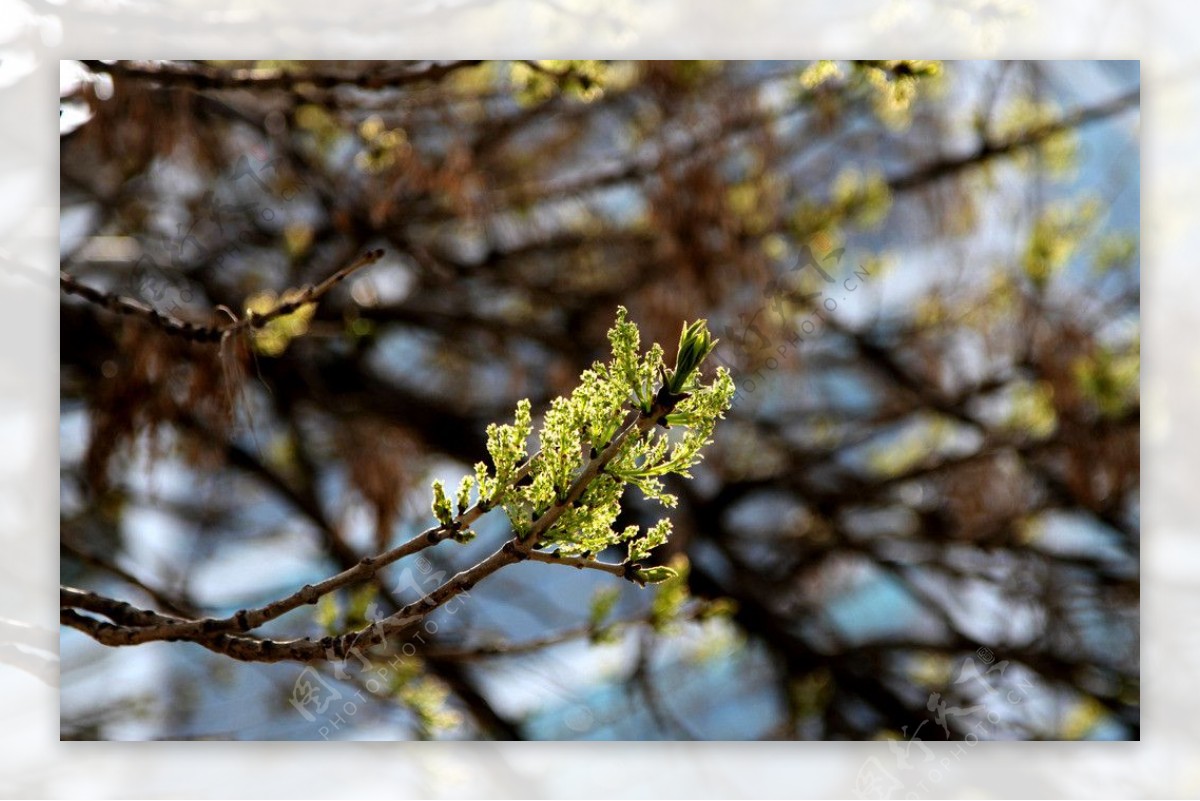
[58,433,547,651]
[61,538,197,618]
[887,87,1139,192]
[422,603,714,661]
[79,60,483,92]
[525,549,634,581]
[60,496,484,647]
[61,249,384,344]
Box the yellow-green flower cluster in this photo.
[484,398,532,493]
[451,306,734,559]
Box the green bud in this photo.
[456,475,475,515]
[634,565,678,585]
[668,317,718,395]
[430,479,454,527]
[474,462,494,507]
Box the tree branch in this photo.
[526,549,635,581]
[79,60,483,92]
[60,401,668,663]
[60,249,383,344]
[887,87,1139,192]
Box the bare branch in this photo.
[526,549,634,581]
[79,60,484,92]
[60,249,383,344]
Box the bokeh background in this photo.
[58,59,1139,743]
[5,0,1197,794]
